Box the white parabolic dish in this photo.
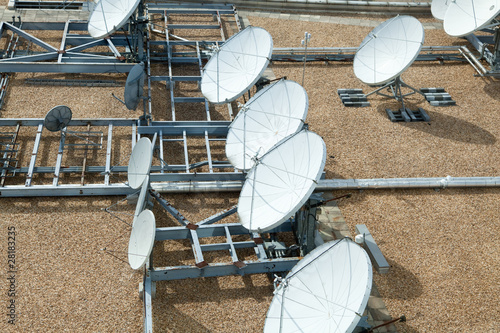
[238,130,326,232]
[225,79,308,171]
[264,238,373,333]
[353,15,424,86]
[431,0,450,20]
[128,209,156,270]
[201,26,273,104]
[127,137,153,189]
[444,0,500,37]
[88,0,141,39]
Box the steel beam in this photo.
[138,121,230,136]
[150,258,299,281]
[0,62,135,73]
[0,184,135,197]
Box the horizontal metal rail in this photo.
[150,258,299,281]
[161,0,432,14]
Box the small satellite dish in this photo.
[127,137,153,189]
[44,105,73,132]
[264,238,373,333]
[237,129,326,232]
[353,15,424,86]
[88,0,142,39]
[128,209,156,270]
[225,79,308,171]
[444,0,500,37]
[124,62,145,111]
[201,26,273,104]
[431,0,450,20]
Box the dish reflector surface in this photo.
[225,79,308,170]
[264,238,373,333]
[201,26,273,104]
[444,0,500,37]
[431,0,450,20]
[128,209,156,270]
[44,105,72,132]
[124,62,145,111]
[88,0,141,38]
[238,130,326,232]
[353,15,424,86]
[127,137,153,189]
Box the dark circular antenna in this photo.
[44,105,73,132]
[124,62,145,111]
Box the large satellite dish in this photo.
[127,137,153,190]
[444,0,500,37]
[225,79,308,171]
[124,62,145,111]
[88,0,141,39]
[44,105,73,132]
[264,238,373,333]
[353,15,424,86]
[238,129,326,232]
[128,209,156,270]
[431,0,450,20]
[200,26,273,104]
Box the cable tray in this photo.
[0,132,19,176]
[25,78,122,87]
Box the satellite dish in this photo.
[128,209,156,270]
[353,15,424,86]
[264,238,373,333]
[225,79,308,171]
[127,137,153,189]
[124,62,145,111]
[431,0,450,20]
[201,26,273,104]
[44,105,72,132]
[237,129,326,232]
[444,0,500,37]
[87,0,141,39]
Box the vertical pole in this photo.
[301,32,311,86]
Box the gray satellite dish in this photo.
[127,137,153,189]
[128,209,156,270]
[44,105,73,132]
[124,62,145,111]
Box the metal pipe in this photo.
[316,176,500,190]
[171,0,431,14]
[150,176,500,193]
[0,176,499,197]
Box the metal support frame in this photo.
[146,3,239,122]
[465,29,500,77]
[150,191,305,282]
[364,76,426,111]
[0,21,137,73]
